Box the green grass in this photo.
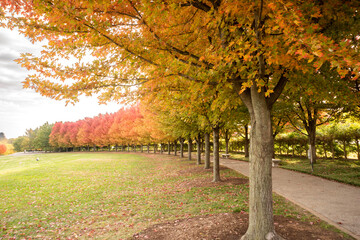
[0,152,352,239]
[279,157,360,187]
[229,152,249,162]
[229,152,360,187]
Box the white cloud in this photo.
[0,28,121,139]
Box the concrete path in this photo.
[219,158,360,239]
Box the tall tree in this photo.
[77,118,95,151]
[34,122,54,151]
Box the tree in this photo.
[3,1,359,239]
[49,122,62,150]
[34,122,54,151]
[0,144,6,155]
[77,118,95,151]
[349,121,360,160]
[0,132,5,141]
[93,113,114,150]
[279,64,358,166]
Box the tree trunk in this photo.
[356,138,360,161]
[225,129,230,154]
[196,133,201,165]
[93,145,96,152]
[322,142,327,159]
[244,125,249,158]
[188,137,192,161]
[343,140,347,160]
[201,138,204,152]
[240,86,280,240]
[154,144,157,154]
[286,143,289,156]
[160,144,163,154]
[279,143,282,155]
[180,138,184,158]
[213,126,221,182]
[147,144,150,153]
[174,140,177,156]
[141,144,143,153]
[204,132,211,169]
[308,122,317,165]
[331,141,335,160]
[168,142,171,155]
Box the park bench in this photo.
[221,153,231,158]
[272,159,281,167]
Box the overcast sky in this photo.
[0,28,121,139]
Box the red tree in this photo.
[0,144,6,154]
[49,122,63,149]
[77,118,95,150]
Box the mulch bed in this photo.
[131,212,351,240]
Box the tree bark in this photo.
[147,144,150,153]
[342,140,347,160]
[240,85,281,240]
[204,132,211,169]
[213,126,221,182]
[244,125,249,158]
[322,142,327,159]
[308,122,317,165]
[196,133,201,165]
[154,143,157,154]
[168,142,171,155]
[174,140,177,156]
[286,143,289,156]
[356,138,360,161]
[279,143,282,155]
[225,129,230,154]
[188,137,192,161]
[179,138,184,158]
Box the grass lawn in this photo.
[0,152,350,239]
[229,152,360,187]
[278,157,360,187]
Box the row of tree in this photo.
[273,121,360,160]
[17,104,359,162]
[11,123,53,152]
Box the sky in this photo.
[0,28,121,139]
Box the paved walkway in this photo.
[219,158,360,239]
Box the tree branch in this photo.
[181,1,212,12]
[266,72,288,108]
